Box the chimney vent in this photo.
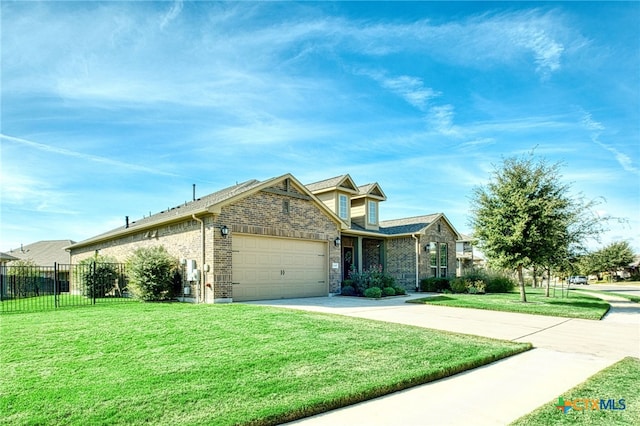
[125,216,130,228]
[192,184,196,202]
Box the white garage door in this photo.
[232,235,328,301]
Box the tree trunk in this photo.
[533,266,538,288]
[545,267,551,297]
[517,265,527,302]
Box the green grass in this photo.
[1,294,134,313]
[572,289,640,303]
[409,287,610,320]
[511,357,640,425]
[0,302,530,426]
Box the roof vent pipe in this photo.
[193,184,196,202]
[125,216,129,228]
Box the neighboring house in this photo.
[5,240,75,265]
[68,173,461,303]
[2,241,75,298]
[455,234,486,276]
[1,252,19,265]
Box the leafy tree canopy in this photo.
[470,153,606,301]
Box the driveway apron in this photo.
[247,290,639,425]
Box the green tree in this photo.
[126,246,180,301]
[591,241,635,281]
[470,154,604,302]
[7,259,39,297]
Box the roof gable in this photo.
[379,213,462,239]
[354,183,387,201]
[379,214,439,235]
[305,174,358,194]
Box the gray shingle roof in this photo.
[70,179,263,248]
[5,240,75,265]
[357,183,376,194]
[305,175,349,192]
[379,214,440,235]
[1,252,19,262]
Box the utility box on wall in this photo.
[186,259,200,282]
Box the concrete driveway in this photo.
[246,288,639,425]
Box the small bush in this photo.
[127,246,180,301]
[382,287,396,296]
[78,255,121,298]
[420,277,451,292]
[364,287,382,299]
[394,287,407,295]
[450,278,467,294]
[381,274,396,288]
[485,274,515,293]
[341,285,356,296]
[342,279,354,288]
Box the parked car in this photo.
[569,276,588,285]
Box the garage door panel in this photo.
[232,235,327,301]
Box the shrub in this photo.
[341,285,356,296]
[382,287,396,296]
[420,277,451,292]
[450,278,468,294]
[381,274,396,288]
[363,287,382,299]
[77,255,121,298]
[485,274,515,293]
[394,287,407,295]
[126,246,180,301]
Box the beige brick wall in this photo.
[385,237,417,290]
[384,218,458,290]
[419,217,458,280]
[71,181,342,302]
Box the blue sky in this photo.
[1,1,639,254]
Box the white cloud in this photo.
[377,75,440,110]
[160,0,183,30]
[0,134,181,177]
[580,112,639,175]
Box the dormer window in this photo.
[339,194,349,219]
[368,200,377,225]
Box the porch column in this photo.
[356,236,363,273]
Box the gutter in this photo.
[192,214,205,303]
[412,234,420,291]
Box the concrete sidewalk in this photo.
[247,291,639,425]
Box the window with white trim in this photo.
[338,194,349,219]
[368,200,377,225]
[439,243,448,277]
[429,242,437,277]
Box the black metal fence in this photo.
[0,263,131,313]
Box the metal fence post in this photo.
[92,261,97,305]
[54,262,58,308]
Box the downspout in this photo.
[412,234,420,292]
[192,214,205,303]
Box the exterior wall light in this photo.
[220,225,230,238]
[334,236,341,247]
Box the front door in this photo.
[343,246,353,281]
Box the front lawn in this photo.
[409,287,610,320]
[511,357,640,425]
[0,302,530,425]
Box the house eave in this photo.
[68,209,211,251]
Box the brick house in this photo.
[69,173,461,302]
